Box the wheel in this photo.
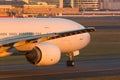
[66,60,75,67]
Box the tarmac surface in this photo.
[1,57,120,80]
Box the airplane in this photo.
[0,18,95,67]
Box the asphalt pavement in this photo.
[1,57,120,80]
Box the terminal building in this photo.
[46,0,120,11]
[0,0,26,16]
[29,0,100,10]
[74,0,100,10]
[100,0,120,10]
[0,0,120,17]
[0,0,79,17]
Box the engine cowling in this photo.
[0,52,12,58]
[26,42,61,66]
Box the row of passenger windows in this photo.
[0,32,42,36]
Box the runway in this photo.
[1,57,120,80]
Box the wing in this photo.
[0,27,95,57]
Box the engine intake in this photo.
[26,47,42,64]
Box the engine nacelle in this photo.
[26,42,61,66]
[0,52,12,58]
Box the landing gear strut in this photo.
[66,53,75,67]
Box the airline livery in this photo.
[0,18,95,66]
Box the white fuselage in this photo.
[0,18,90,53]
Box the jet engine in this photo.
[25,42,61,66]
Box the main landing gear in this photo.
[66,53,75,67]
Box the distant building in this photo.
[100,0,120,10]
[0,5,13,16]
[23,3,79,17]
[74,0,100,10]
[59,0,74,8]
[0,1,26,7]
[23,3,57,17]
[0,0,26,16]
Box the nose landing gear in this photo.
[66,53,75,67]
